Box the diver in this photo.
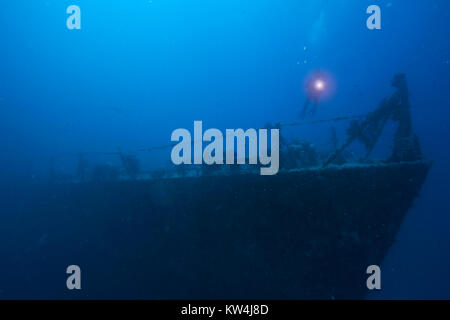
[300,70,325,118]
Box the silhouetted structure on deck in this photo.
[324,73,422,167]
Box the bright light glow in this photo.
[315,80,325,91]
[303,70,335,101]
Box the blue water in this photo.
[0,0,449,299]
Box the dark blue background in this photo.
[0,0,449,298]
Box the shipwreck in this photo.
[1,74,431,299]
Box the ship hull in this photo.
[0,160,431,299]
